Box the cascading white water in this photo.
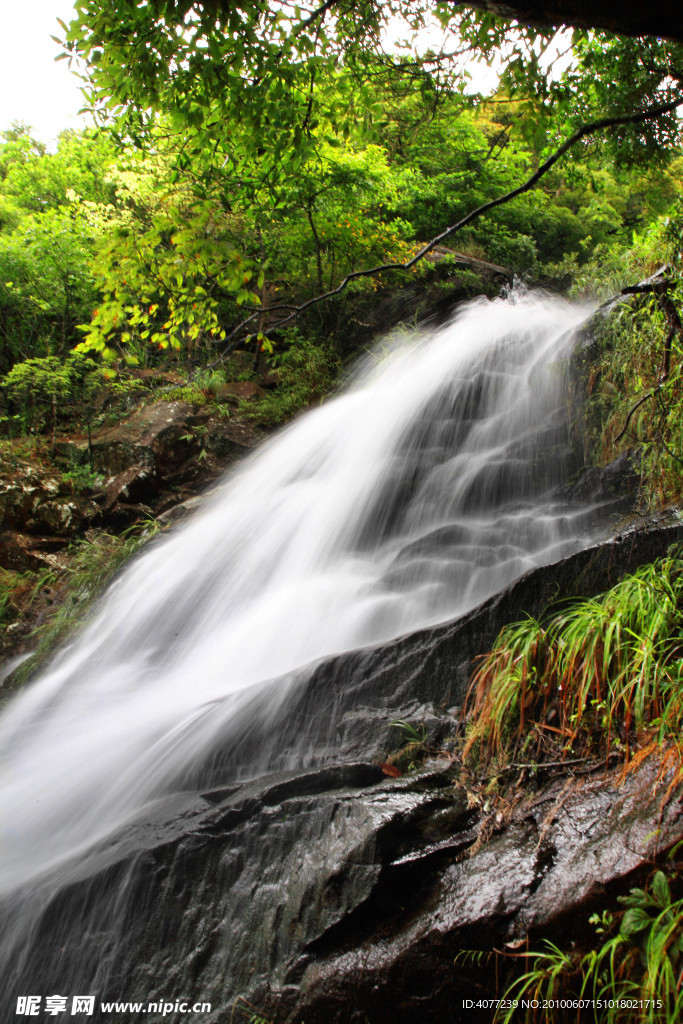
[0,292,601,900]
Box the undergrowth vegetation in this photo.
[385,719,432,773]
[457,556,683,1023]
[242,331,339,426]
[1,521,160,698]
[575,202,683,508]
[0,566,56,638]
[496,860,682,1024]
[462,553,683,773]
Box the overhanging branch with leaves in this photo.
[218,95,683,352]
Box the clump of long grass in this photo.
[463,552,683,768]
[0,566,57,630]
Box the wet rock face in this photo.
[0,402,263,570]
[4,759,679,1024]
[2,524,682,1023]
[208,522,683,777]
[279,760,681,1024]
[559,450,642,517]
[0,531,71,572]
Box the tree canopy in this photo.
[52,2,682,353]
[0,0,681,436]
[62,2,683,171]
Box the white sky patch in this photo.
[383,12,574,98]
[381,13,500,96]
[0,1,89,146]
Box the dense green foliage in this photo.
[0,128,114,373]
[563,198,683,507]
[2,354,107,433]
[0,7,678,422]
[1,2,682,437]
[1,94,681,431]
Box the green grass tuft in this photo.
[463,552,683,770]
[2,520,160,694]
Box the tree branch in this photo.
[656,291,682,381]
[620,280,675,295]
[221,94,683,350]
[297,0,338,33]
[613,391,655,444]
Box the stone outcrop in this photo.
[0,470,99,571]
[2,524,681,1023]
[79,400,261,518]
[0,402,263,572]
[276,757,679,1024]
[6,755,676,1024]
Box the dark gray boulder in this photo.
[1,523,682,1023]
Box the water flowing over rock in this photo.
[1,292,677,1021]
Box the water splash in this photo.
[0,292,601,899]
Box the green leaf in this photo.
[651,871,671,909]
[620,907,653,939]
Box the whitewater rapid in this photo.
[0,292,600,897]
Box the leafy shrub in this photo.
[164,384,207,405]
[245,330,339,426]
[498,866,683,1024]
[193,367,227,396]
[61,464,104,493]
[2,354,106,433]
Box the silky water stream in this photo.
[0,292,610,1011]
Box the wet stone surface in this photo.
[2,756,679,1024]
[2,527,683,1022]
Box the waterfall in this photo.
[0,292,603,959]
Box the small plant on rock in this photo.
[386,719,430,773]
[497,864,683,1024]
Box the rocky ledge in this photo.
[2,523,681,1023]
